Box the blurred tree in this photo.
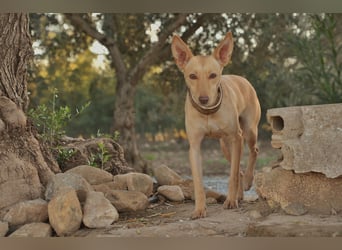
[289,14,342,104]
[64,13,217,172]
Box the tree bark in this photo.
[0,14,60,209]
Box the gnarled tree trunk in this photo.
[0,13,60,211]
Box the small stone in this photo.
[283,203,308,216]
[66,165,113,185]
[45,172,93,202]
[248,210,262,219]
[83,191,119,228]
[0,221,9,237]
[206,197,218,204]
[157,185,185,202]
[178,179,194,200]
[8,223,52,237]
[105,190,149,212]
[205,189,226,203]
[48,189,83,236]
[111,173,154,197]
[153,164,183,186]
[3,199,48,227]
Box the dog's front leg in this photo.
[223,132,243,209]
[188,134,206,219]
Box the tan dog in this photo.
[171,32,261,219]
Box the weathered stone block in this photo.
[267,103,342,178]
[255,167,342,214]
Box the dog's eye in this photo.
[209,73,217,79]
[189,74,197,80]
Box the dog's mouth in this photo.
[187,83,223,115]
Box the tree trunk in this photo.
[112,77,147,173]
[0,13,60,210]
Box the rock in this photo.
[45,172,93,202]
[283,203,308,216]
[0,221,9,237]
[248,210,262,219]
[3,199,48,227]
[66,165,113,185]
[105,190,149,212]
[92,181,127,194]
[83,191,119,228]
[8,223,52,237]
[157,185,185,202]
[178,179,194,200]
[0,153,43,210]
[206,197,218,204]
[48,189,83,236]
[178,179,226,202]
[113,173,154,196]
[255,166,342,214]
[153,164,183,186]
[267,103,342,178]
[205,189,226,203]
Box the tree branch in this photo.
[158,13,212,62]
[64,13,128,81]
[129,13,189,86]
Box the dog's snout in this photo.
[199,96,209,105]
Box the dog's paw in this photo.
[223,199,239,209]
[191,208,207,219]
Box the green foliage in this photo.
[55,147,76,169]
[28,88,90,146]
[87,142,110,169]
[290,14,342,104]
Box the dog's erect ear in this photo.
[171,35,193,71]
[213,32,234,66]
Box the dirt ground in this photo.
[73,139,342,237]
[73,198,342,237]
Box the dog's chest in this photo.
[205,115,233,138]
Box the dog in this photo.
[171,32,261,219]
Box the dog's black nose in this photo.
[199,96,209,105]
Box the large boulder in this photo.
[267,104,342,178]
[8,223,52,237]
[255,166,342,215]
[113,173,154,196]
[83,191,119,228]
[105,190,149,212]
[66,165,113,185]
[152,164,184,185]
[45,172,93,202]
[3,199,48,227]
[157,185,185,202]
[48,189,83,236]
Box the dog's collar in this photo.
[187,83,223,115]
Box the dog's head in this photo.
[171,32,234,107]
